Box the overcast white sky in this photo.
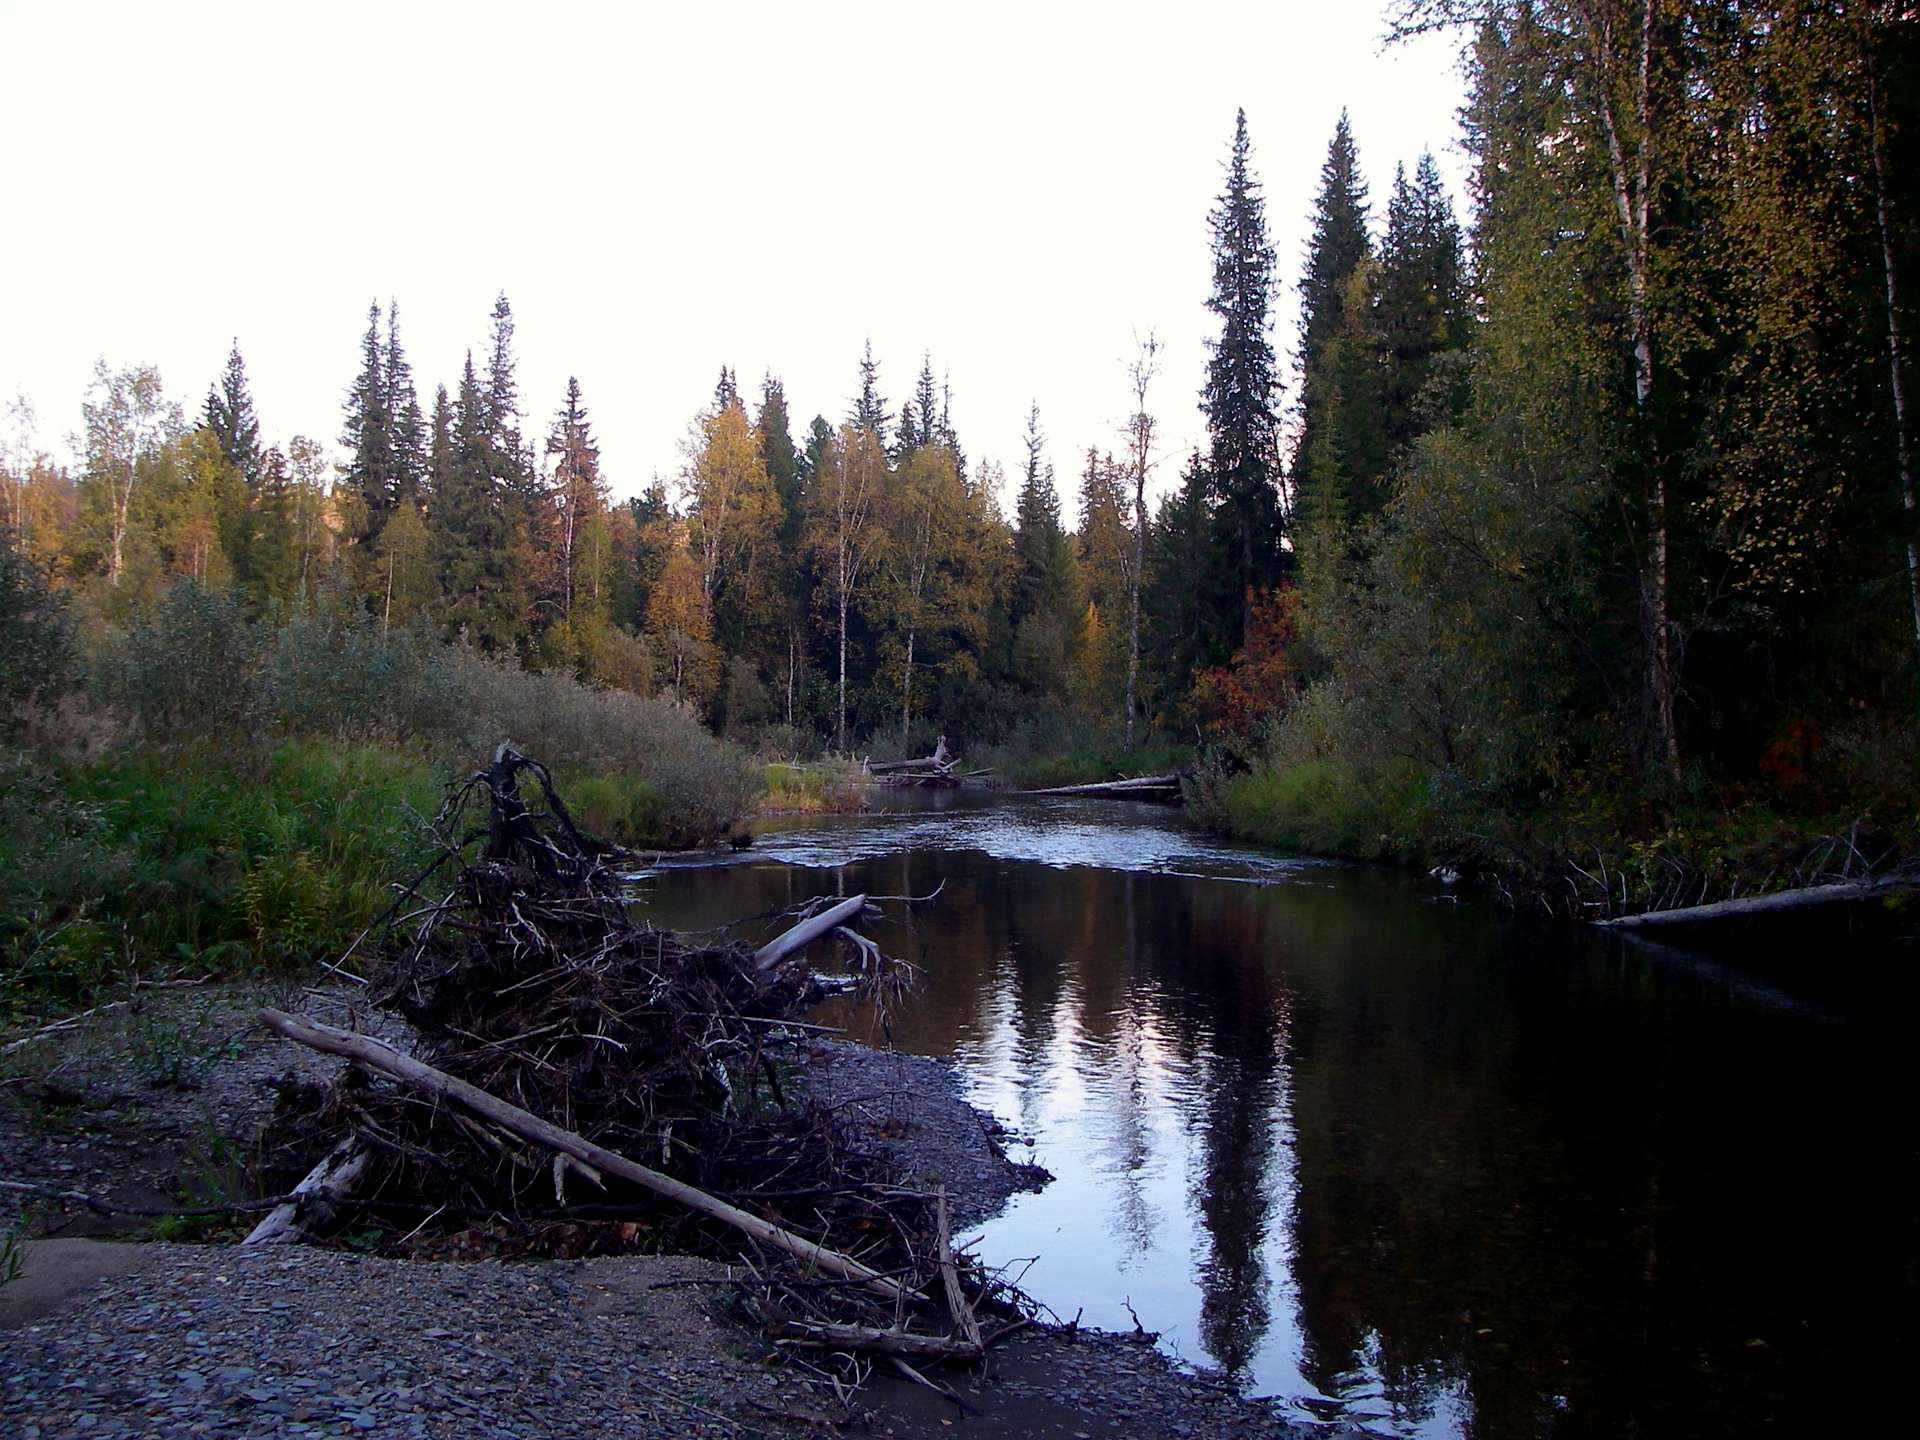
[0,1,1469,513]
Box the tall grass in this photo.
[2,576,767,1020]
[1,740,441,1021]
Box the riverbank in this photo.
[1,982,1319,1439]
[1188,750,1920,926]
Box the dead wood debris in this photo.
[259,742,1033,1369]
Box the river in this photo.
[631,788,1910,1438]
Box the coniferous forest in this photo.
[4,0,1920,1003]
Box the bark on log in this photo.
[242,1139,372,1245]
[935,1186,984,1351]
[770,1319,984,1362]
[753,894,868,974]
[1595,874,1916,930]
[256,1008,921,1306]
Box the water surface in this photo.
[633,789,1910,1437]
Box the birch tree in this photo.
[806,423,887,751]
[1123,333,1160,746]
[79,361,179,587]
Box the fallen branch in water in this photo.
[1594,872,1918,930]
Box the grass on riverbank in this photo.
[1,575,770,1024]
[1195,742,1920,915]
[757,760,866,815]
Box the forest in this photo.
[4,0,1919,1013]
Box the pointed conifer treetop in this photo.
[714,366,741,413]
[385,301,426,506]
[341,301,395,534]
[204,339,262,482]
[1299,111,1373,375]
[1202,108,1285,625]
[849,339,889,443]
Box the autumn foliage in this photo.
[1191,586,1300,748]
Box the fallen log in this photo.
[258,1007,921,1307]
[753,894,868,974]
[243,1138,372,1246]
[1595,872,1918,930]
[1026,774,1182,798]
[770,1318,984,1362]
[866,756,952,775]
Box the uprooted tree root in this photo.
[259,743,1032,1375]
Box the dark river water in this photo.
[631,789,1911,1438]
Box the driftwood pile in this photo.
[866,735,992,789]
[253,744,1028,1377]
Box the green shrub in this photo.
[91,583,260,741]
[0,543,73,734]
[565,772,671,848]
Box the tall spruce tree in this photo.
[385,302,427,505]
[1296,112,1372,487]
[542,376,607,621]
[893,353,941,461]
[1202,108,1286,643]
[850,339,889,442]
[1011,402,1072,628]
[341,301,395,542]
[1376,153,1471,452]
[203,340,261,482]
[435,352,514,646]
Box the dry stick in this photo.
[934,1186,984,1351]
[2,976,215,1055]
[256,1008,923,1308]
[752,894,868,975]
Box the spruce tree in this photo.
[385,302,427,505]
[1202,108,1285,643]
[481,293,534,637]
[1377,152,1470,451]
[1011,402,1071,628]
[714,366,741,413]
[849,339,889,442]
[1296,112,1372,490]
[893,353,941,461]
[203,340,261,482]
[341,301,395,542]
[543,376,606,621]
[435,353,512,646]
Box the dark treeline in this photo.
[6,0,1918,862]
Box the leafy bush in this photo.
[91,583,260,741]
[260,611,464,744]
[0,543,73,733]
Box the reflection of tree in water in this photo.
[1183,907,1288,1376]
[1098,874,1160,1254]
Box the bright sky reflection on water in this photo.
[631,789,1905,1438]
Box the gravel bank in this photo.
[2,984,1331,1439]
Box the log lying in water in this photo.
[1026,773,1182,798]
[1595,873,1917,930]
[259,1007,924,1307]
[753,893,869,974]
